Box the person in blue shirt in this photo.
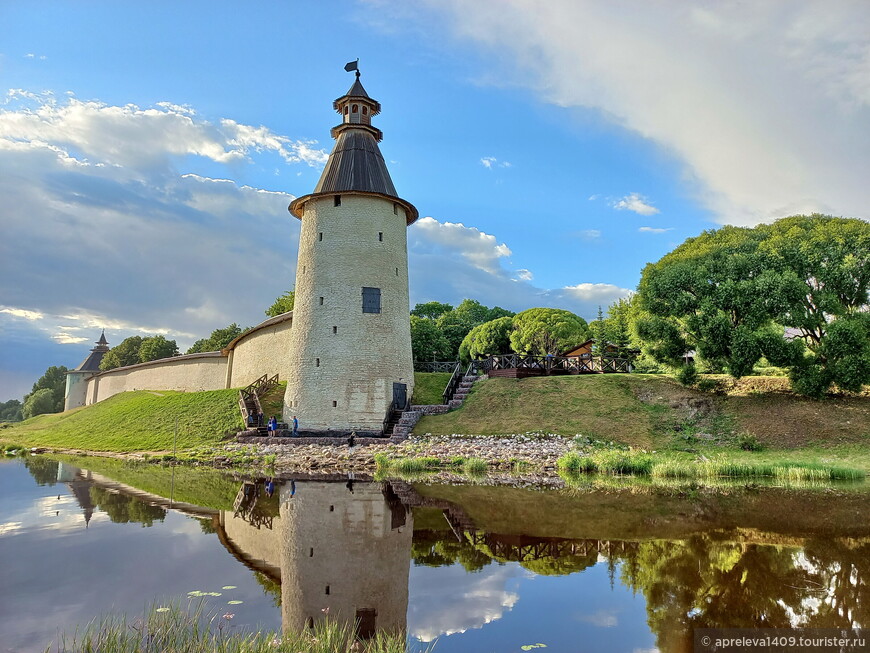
[292,415,299,436]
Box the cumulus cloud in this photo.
[416,0,870,225]
[409,218,631,319]
[562,283,632,305]
[0,91,309,399]
[408,563,522,642]
[612,193,660,216]
[638,226,673,233]
[411,217,511,274]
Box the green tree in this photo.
[0,399,23,422]
[459,316,514,362]
[138,335,178,362]
[637,215,870,395]
[410,315,452,362]
[760,215,870,395]
[411,301,454,320]
[26,365,69,414]
[99,336,144,371]
[509,308,589,356]
[435,299,516,358]
[186,323,248,354]
[22,388,56,419]
[265,290,295,317]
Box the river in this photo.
[1,455,869,652]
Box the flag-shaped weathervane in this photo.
[344,59,359,73]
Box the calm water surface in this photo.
[2,456,870,653]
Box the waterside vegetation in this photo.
[45,603,410,653]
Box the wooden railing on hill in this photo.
[414,360,460,373]
[475,354,632,375]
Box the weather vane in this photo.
[344,59,360,78]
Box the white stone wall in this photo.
[284,194,414,432]
[87,353,228,404]
[228,315,294,388]
[64,371,91,411]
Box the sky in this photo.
[1,1,868,401]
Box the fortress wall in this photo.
[228,314,293,388]
[86,353,228,404]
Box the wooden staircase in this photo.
[238,373,279,433]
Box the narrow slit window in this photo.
[318,232,323,241]
[395,267,399,276]
[362,106,368,115]
[329,505,334,512]
[378,232,383,241]
[315,358,320,367]
[319,297,324,305]
[362,287,381,314]
[334,195,341,207]
[332,400,337,407]
[325,586,330,595]
[310,548,314,557]
[393,202,398,215]
[332,326,337,334]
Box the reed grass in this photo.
[557,451,865,483]
[463,457,488,475]
[46,603,412,653]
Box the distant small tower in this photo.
[64,331,110,410]
[284,66,418,435]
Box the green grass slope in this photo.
[412,372,453,405]
[415,375,661,448]
[414,374,870,453]
[1,389,240,452]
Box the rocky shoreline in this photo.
[224,432,573,477]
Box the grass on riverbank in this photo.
[412,372,453,405]
[556,450,864,482]
[414,374,870,451]
[0,389,241,452]
[46,603,410,653]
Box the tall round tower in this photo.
[284,69,418,435]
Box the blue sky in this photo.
[1,1,868,401]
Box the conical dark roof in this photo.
[313,130,397,196]
[345,76,370,99]
[74,331,110,372]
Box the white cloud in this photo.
[418,0,870,225]
[638,226,673,233]
[574,229,601,241]
[563,283,632,305]
[515,269,533,281]
[480,155,512,169]
[409,563,522,642]
[588,194,599,201]
[0,307,43,321]
[0,92,303,362]
[412,217,511,274]
[577,609,619,627]
[612,193,660,216]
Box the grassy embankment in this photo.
[404,373,870,475]
[0,382,286,454]
[0,375,443,454]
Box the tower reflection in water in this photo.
[218,478,413,639]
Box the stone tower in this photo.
[64,330,110,411]
[284,69,418,435]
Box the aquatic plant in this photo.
[463,457,488,475]
[47,603,415,653]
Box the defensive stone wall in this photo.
[227,313,294,388]
[88,352,228,404]
[77,313,295,407]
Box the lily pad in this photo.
[222,585,237,590]
[227,600,244,605]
